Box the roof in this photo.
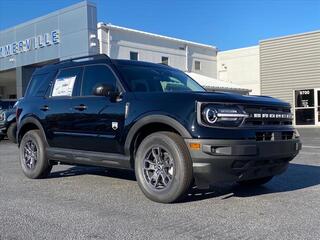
[260,29,320,43]
[185,72,251,92]
[98,22,216,50]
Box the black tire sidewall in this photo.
[135,132,192,203]
[19,130,50,179]
[7,122,17,143]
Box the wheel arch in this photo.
[17,116,47,146]
[124,115,191,167]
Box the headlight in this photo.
[198,103,248,127]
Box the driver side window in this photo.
[82,65,118,96]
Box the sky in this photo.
[0,0,319,51]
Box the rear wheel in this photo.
[7,122,17,143]
[135,132,193,203]
[19,130,52,179]
[238,176,273,187]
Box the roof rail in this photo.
[57,54,111,64]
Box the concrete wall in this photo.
[98,25,217,78]
[260,31,320,106]
[217,46,260,95]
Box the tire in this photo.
[0,135,4,141]
[238,176,273,187]
[135,132,193,203]
[7,122,17,143]
[19,130,52,179]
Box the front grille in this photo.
[243,106,292,126]
[255,131,294,141]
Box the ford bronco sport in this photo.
[16,54,301,203]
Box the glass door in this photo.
[294,89,315,126]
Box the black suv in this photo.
[17,54,301,203]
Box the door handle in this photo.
[74,104,87,111]
[40,105,49,111]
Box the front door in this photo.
[70,64,126,153]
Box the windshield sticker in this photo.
[52,76,76,97]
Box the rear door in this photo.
[43,66,83,148]
[70,64,127,153]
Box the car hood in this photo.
[134,91,290,108]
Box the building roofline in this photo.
[217,45,259,54]
[0,1,96,33]
[98,22,216,50]
[260,29,320,43]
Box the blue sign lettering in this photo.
[44,33,51,45]
[25,39,32,51]
[38,35,44,48]
[4,45,11,56]
[12,42,18,54]
[18,41,24,52]
[52,30,60,44]
[0,30,60,58]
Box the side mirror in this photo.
[93,84,116,97]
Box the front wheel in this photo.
[135,132,193,203]
[19,130,52,179]
[238,176,273,187]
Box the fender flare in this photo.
[124,114,192,156]
[17,116,47,145]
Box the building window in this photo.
[161,56,169,65]
[195,61,201,70]
[130,51,138,61]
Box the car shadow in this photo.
[49,163,320,203]
[49,165,136,181]
[183,163,320,202]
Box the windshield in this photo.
[118,65,206,92]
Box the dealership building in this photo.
[0,1,251,100]
[1,1,320,127]
[218,30,320,127]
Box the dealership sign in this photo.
[0,30,60,59]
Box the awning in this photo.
[185,72,251,94]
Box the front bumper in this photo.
[185,138,301,188]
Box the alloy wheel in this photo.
[142,146,175,190]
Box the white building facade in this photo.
[97,23,217,79]
[217,46,260,95]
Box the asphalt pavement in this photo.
[0,129,320,240]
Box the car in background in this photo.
[0,100,17,142]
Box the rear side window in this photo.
[25,73,51,97]
[51,67,82,97]
[81,65,118,96]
